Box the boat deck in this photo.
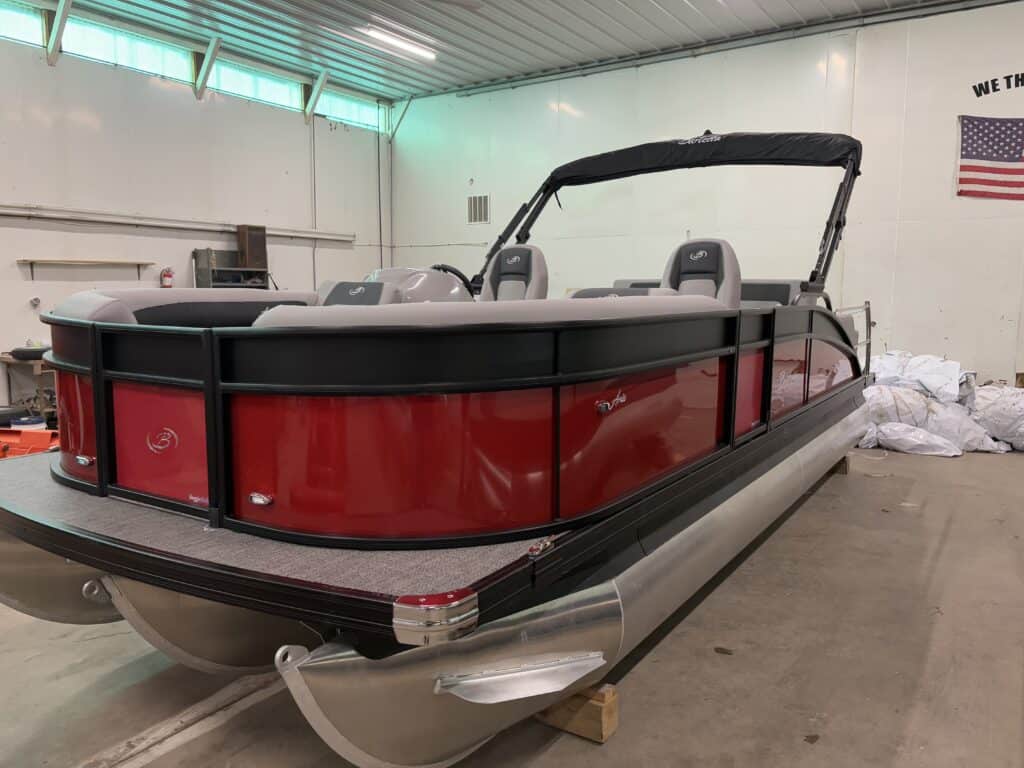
[0,453,551,629]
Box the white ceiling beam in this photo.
[304,69,328,124]
[193,36,221,99]
[45,0,71,66]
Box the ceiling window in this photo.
[316,90,381,132]
[62,17,192,82]
[0,0,43,46]
[207,59,303,111]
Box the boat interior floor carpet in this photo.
[0,454,551,596]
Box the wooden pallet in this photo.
[535,684,619,744]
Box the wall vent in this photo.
[467,195,490,224]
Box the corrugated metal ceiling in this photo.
[54,0,1000,101]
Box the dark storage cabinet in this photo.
[191,249,269,289]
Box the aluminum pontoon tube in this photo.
[275,407,867,768]
[0,529,121,625]
[100,575,325,675]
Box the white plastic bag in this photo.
[972,386,1024,451]
[874,422,962,457]
[863,385,929,427]
[870,352,961,403]
[903,355,962,403]
[861,385,1009,453]
[923,401,1009,453]
[958,371,977,410]
[858,422,878,449]
[872,351,912,383]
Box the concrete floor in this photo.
[2,449,1023,768]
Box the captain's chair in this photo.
[661,239,741,309]
[479,245,548,301]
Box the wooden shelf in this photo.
[17,259,155,280]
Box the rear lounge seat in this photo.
[52,288,318,326]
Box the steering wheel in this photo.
[430,264,475,297]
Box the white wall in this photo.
[0,40,390,403]
[392,2,1024,382]
[846,5,1024,384]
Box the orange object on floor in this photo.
[0,428,59,459]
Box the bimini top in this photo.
[544,131,862,190]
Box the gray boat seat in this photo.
[51,288,317,327]
[661,239,741,309]
[479,245,548,301]
[740,279,802,306]
[254,293,728,330]
[318,281,401,306]
[613,278,662,289]
[570,287,678,298]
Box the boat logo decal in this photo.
[595,390,627,415]
[505,253,522,264]
[146,427,180,454]
[348,286,366,296]
[677,134,721,145]
[689,249,709,262]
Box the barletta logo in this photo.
[595,390,628,415]
[146,427,180,455]
[349,285,366,296]
[506,253,522,264]
[689,249,709,262]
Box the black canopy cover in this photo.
[545,131,862,190]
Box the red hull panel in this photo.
[809,340,855,401]
[734,349,765,437]
[56,371,97,482]
[112,382,209,506]
[558,358,726,519]
[770,339,808,420]
[230,389,554,538]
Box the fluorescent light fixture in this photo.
[360,27,436,60]
[548,101,584,118]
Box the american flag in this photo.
[958,115,1024,201]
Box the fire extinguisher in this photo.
[159,267,174,288]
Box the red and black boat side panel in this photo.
[56,371,97,483]
[558,357,726,519]
[734,349,765,438]
[229,389,553,537]
[41,304,861,547]
[111,381,209,507]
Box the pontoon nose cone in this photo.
[274,583,623,768]
[102,576,322,675]
[0,531,121,624]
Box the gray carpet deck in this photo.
[0,454,549,597]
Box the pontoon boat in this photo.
[0,131,870,768]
